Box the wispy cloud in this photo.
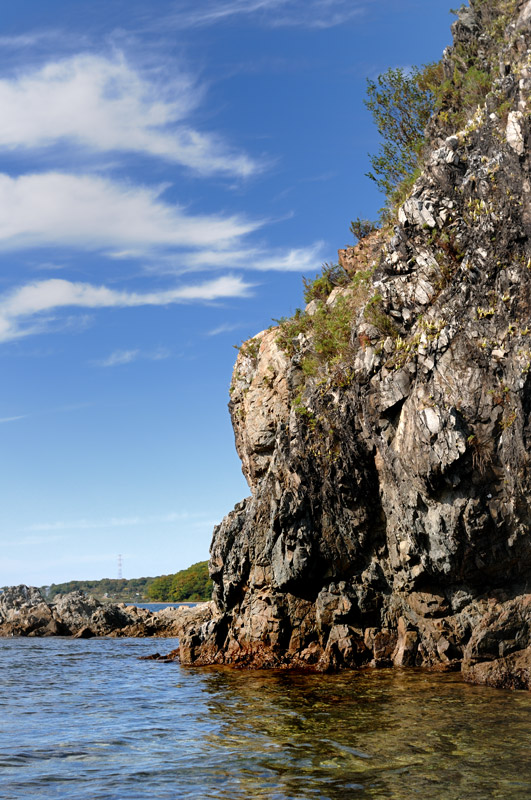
[0,172,261,255]
[153,240,325,274]
[95,349,140,367]
[0,53,259,177]
[25,511,209,532]
[167,0,367,29]
[93,347,171,367]
[9,533,68,547]
[0,32,59,48]
[0,402,92,425]
[0,275,254,342]
[206,322,242,336]
[32,261,69,271]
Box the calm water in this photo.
[0,638,530,800]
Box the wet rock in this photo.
[462,595,531,689]
[73,626,95,639]
[139,648,180,663]
[463,648,531,690]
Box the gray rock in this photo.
[0,585,213,639]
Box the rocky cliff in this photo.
[180,0,531,690]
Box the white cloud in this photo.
[0,414,27,423]
[94,347,171,367]
[165,240,325,273]
[0,274,253,342]
[0,172,261,254]
[251,242,325,271]
[169,0,366,29]
[0,53,259,176]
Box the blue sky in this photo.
[0,0,454,587]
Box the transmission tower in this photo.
[117,553,123,580]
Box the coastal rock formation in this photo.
[0,585,213,638]
[180,0,531,689]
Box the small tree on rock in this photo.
[365,63,442,203]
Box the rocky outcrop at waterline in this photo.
[0,585,213,638]
[179,0,531,690]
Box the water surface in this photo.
[0,637,529,799]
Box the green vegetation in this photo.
[436,64,492,132]
[310,295,355,363]
[364,293,399,338]
[303,262,350,303]
[276,265,375,377]
[147,561,212,602]
[275,1,519,380]
[234,336,261,360]
[274,308,312,356]
[350,218,377,242]
[365,63,442,204]
[43,576,154,602]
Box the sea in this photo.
[1,617,530,800]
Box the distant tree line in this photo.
[36,561,212,603]
[42,576,154,602]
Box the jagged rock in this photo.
[52,591,105,634]
[0,585,58,636]
[149,601,216,638]
[338,230,382,275]
[0,585,214,639]
[179,0,531,689]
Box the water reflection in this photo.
[0,639,529,800]
[196,668,531,799]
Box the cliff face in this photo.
[180,0,531,689]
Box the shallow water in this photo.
[0,638,529,800]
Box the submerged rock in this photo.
[179,0,531,689]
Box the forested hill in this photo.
[39,561,212,603]
[146,561,212,602]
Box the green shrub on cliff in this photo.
[350,218,377,242]
[274,308,312,356]
[365,63,442,203]
[303,262,350,303]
